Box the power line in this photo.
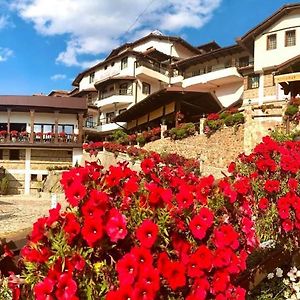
[122,0,157,40]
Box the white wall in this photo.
[254,9,300,71]
[215,82,244,107]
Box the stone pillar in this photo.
[160,124,167,139]
[243,106,254,155]
[78,113,84,144]
[54,111,59,143]
[24,148,31,195]
[199,117,205,135]
[30,109,35,143]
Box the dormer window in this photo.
[89,72,95,83]
[285,30,296,47]
[267,34,277,50]
[121,57,128,70]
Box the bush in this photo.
[110,129,129,145]
[0,176,9,195]
[285,104,298,117]
[169,123,196,140]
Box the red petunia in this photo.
[163,260,186,290]
[264,179,280,193]
[258,197,269,211]
[55,273,77,300]
[189,215,208,240]
[63,213,81,244]
[34,277,54,300]
[81,217,104,247]
[106,208,127,243]
[65,180,87,207]
[116,253,138,285]
[141,158,155,174]
[136,219,159,248]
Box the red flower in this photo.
[138,266,160,292]
[189,215,208,240]
[65,180,87,207]
[131,247,153,269]
[55,273,77,300]
[136,219,159,248]
[258,197,269,211]
[63,213,80,244]
[163,260,186,290]
[188,245,213,276]
[282,219,294,232]
[81,217,104,247]
[264,179,280,193]
[211,271,230,295]
[34,278,54,300]
[132,281,156,300]
[214,224,239,250]
[46,203,61,227]
[141,158,155,174]
[30,217,47,243]
[116,253,138,285]
[106,208,128,243]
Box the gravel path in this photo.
[0,194,67,237]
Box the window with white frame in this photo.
[267,34,277,50]
[121,57,128,70]
[285,30,296,47]
[89,72,95,83]
[248,75,260,89]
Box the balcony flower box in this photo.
[10,130,19,142]
[58,132,66,142]
[0,130,6,142]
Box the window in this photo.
[9,149,20,160]
[106,112,115,124]
[248,75,260,89]
[0,149,3,160]
[89,72,95,83]
[121,57,128,70]
[239,56,249,68]
[267,34,277,50]
[206,66,212,73]
[31,174,38,181]
[285,30,296,47]
[58,125,74,135]
[120,83,129,95]
[142,82,151,95]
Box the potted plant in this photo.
[0,130,7,142]
[10,130,18,142]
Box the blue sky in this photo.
[0,0,296,95]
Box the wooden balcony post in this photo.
[78,113,83,144]
[54,111,59,143]
[7,108,11,142]
[30,109,35,143]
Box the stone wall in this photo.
[144,126,244,178]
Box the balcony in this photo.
[96,88,133,108]
[183,66,244,89]
[135,60,169,83]
[0,131,80,148]
[83,117,126,134]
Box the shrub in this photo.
[110,129,129,145]
[285,104,298,117]
[0,176,9,195]
[169,123,196,140]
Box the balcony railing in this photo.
[0,132,79,145]
[136,60,169,76]
[184,60,254,79]
[99,88,133,100]
[85,120,98,129]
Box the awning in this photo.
[274,72,300,83]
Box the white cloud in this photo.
[50,74,67,80]
[0,47,13,61]
[11,0,222,68]
[0,15,9,30]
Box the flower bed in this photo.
[165,123,196,140]
[4,136,300,299]
[204,109,244,136]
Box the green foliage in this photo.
[270,129,293,142]
[110,129,129,144]
[285,104,298,117]
[169,123,196,140]
[136,134,146,145]
[0,276,13,300]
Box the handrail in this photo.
[136,60,168,75]
[100,88,133,100]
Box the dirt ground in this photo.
[0,194,67,237]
